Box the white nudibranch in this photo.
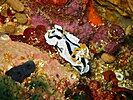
[44,25,90,75]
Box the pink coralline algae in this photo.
[89,23,125,53]
[10,1,125,54]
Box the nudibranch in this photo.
[45,25,90,75]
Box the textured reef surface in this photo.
[0,0,133,99]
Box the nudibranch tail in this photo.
[44,25,90,75]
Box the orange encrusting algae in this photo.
[86,0,103,25]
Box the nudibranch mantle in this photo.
[45,25,90,75]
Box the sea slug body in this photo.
[45,25,90,75]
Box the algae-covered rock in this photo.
[7,0,24,12]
